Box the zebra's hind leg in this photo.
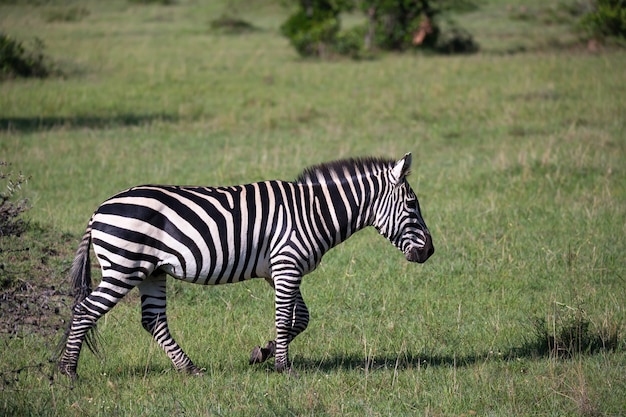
[59,276,139,379]
[138,273,203,375]
[58,300,101,380]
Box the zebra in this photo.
[58,153,434,379]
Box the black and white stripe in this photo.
[58,153,434,378]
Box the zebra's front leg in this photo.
[274,285,309,373]
[138,274,203,375]
[249,275,309,372]
[249,289,310,368]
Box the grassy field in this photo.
[1,0,625,416]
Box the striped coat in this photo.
[58,153,434,378]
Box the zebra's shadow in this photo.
[292,342,551,373]
[101,339,552,377]
[119,352,487,377]
[295,351,486,373]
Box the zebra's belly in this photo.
[91,229,271,285]
[157,253,271,285]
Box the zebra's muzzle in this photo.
[405,234,434,263]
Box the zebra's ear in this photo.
[391,153,412,184]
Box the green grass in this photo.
[1,0,625,416]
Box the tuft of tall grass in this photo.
[531,301,621,358]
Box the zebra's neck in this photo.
[302,179,376,250]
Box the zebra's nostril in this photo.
[422,233,434,260]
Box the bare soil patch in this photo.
[0,226,75,339]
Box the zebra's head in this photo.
[373,153,434,264]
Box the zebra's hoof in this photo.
[184,365,205,376]
[274,361,298,378]
[250,346,264,365]
[249,341,275,365]
[58,362,78,380]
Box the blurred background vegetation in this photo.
[2,0,625,77]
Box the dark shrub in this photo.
[581,0,626,39]
[0,162,30,238]
[280,8,341,58]
[0,33,51,79]
[531,304,620,358]
[434,24,479,54]
[334,25,369,59]
[280,0,479,58]
[360,0,478,53]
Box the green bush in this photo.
[361,0,433,51]
[280,9,340,58]
[360,0,478,53]
[334,25,369,59]
[581,0,626,39]
[433,24,479,54]
[0,33,51,79]
[279,0,479,58]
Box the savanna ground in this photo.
[1,0,625,416]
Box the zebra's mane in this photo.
[295,157,395,185]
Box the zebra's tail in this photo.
[57,218,101,357]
